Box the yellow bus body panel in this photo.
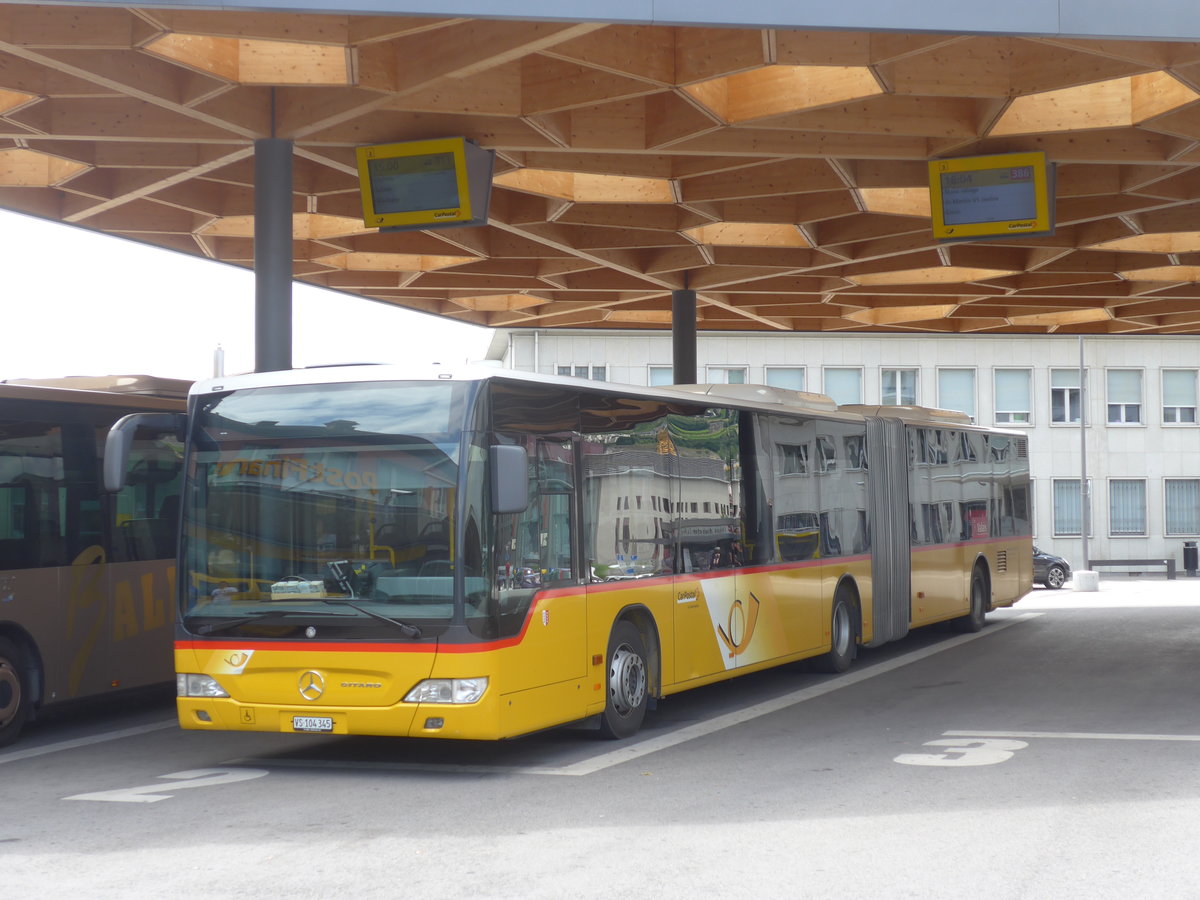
[176,543,1027,741]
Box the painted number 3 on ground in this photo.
[895,737,1029,767]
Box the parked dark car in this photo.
[1033,547,1071,589]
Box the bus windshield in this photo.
[183,380,473,639]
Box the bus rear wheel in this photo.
[0,637,30,748]
[599,620,649,740]
[952,569,988,633]
[813,591,856,674]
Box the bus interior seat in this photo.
[418,559,451,577]
[121,516,175,560]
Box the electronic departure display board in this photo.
[356,137,494,231]
[928,151,1054,241]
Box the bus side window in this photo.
[0,420,67,570]
[112,431,183,562]
[491,439,575,634]
[0,484,35,569]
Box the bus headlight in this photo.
[404,677,488,704]
[177,673,230,698]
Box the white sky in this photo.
[0,209,497,382]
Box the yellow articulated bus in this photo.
[0,375,187,747]
[104,366,1031,741]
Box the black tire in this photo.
[813,591,856,674]
[598,620,649,740]
[952,569,987,633]
[1044,565,1067,590]
[0,636,31,749]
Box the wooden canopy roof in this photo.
[4,4,1200,334]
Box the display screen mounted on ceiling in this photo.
[928,151,1054,241]
[356,137,494,232]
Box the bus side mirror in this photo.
[104,412,186,493]
[490,445,529,514]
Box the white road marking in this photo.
[222,756,569,777]
[65,768,268,803]
[0,720,177,766]
[234,612,1043,777]
[944,729,1200,743]
[558,613,1041,776]
[895,737,1029,767]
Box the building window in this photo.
[1166,480,1200,534]
[1106,369,1142,424]
[822,367,862,405]
[1050,369,1081,424]
[648,366,673,386]
[765,367,805,391]
[937,368,976,420]
[1052,478,1092,536]
[1109,479,1146,535]
[881,368,917,405]
[779,443,809,475]
[994,369,1032,424]
[557,365,606,382]
[1162,369,1198,424]
[707,366,747,384]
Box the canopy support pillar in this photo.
[254,137,293,373]
[672,289,697,385]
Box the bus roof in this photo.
[0,378,186,411]
[192,363,864,420]
[838,404,973,425]
[4,374,191,400]
[192,364,1015,431]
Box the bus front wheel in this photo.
[599,620,649,740]
[0,637,31,748]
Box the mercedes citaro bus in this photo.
[104,365,1031,742]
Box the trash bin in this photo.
[1185,541,1198,577]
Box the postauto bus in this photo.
[0,375,186,746]
[104,364,1031,741]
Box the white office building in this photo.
[500,329,1200,576]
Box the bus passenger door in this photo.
[671,407,746,682]
[493,438,585,696]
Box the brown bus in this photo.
[0,375,187,746]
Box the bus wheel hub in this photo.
[608,644,646,715]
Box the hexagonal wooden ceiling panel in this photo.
[4,4,1200,334]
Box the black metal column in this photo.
[671,289,697,384]
[254,137,293,373]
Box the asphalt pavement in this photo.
[3,575,1200,900]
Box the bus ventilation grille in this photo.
[1015,438,1029,458]
[996,550,1008,572]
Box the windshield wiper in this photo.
[189,609,346,635]
[319,598,423,638]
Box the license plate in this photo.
[292,716,334,733]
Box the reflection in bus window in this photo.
[583,411,675,581]
[486,439,576,639]
[672,408,742,574]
